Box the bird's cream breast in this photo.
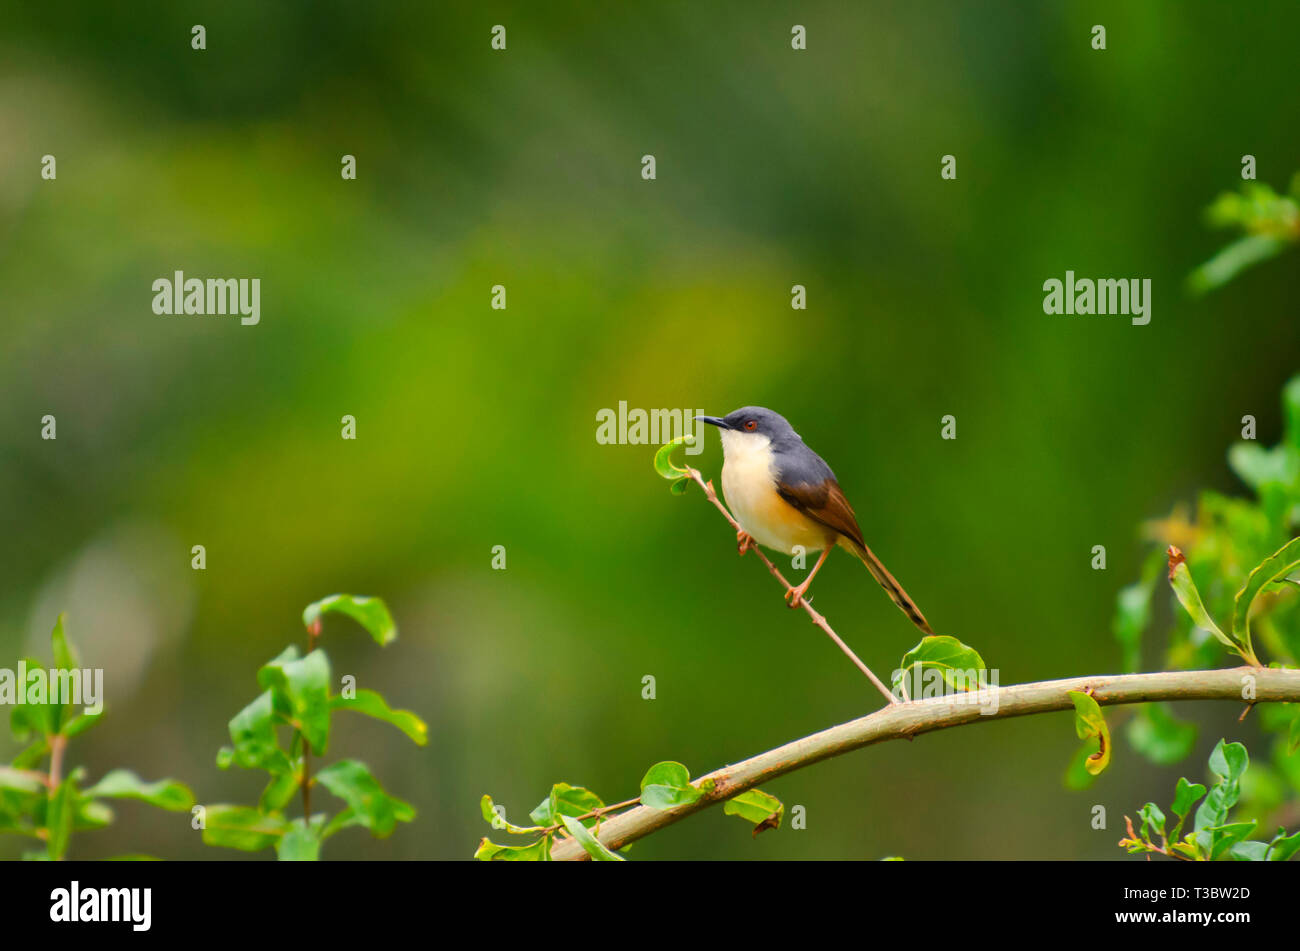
[719,430,828,554]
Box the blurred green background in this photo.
[2,1,1299,860]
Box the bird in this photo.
[696,406,933,634]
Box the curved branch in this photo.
[550,666,1300,860]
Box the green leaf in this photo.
[653,435,694,483]
[50,614,78,672]
[480,794,544,834]
[10,659,57,739]
[1063,742,1099,791]
[723,788,784,836]
[331,689,427,746]
[302,594,396,646]
[201,805,288,852]
[1267,829,1300,861]
[258,766,302,813]
[1169,777,1207,842]
[639,761,705,810]
[276,817,324,861]
[1127,703,1196,766]
[258,648,332,755]
[1167,547,1239,656]
[561,814,625,860]
[82,770,195,812]
[1194,740,1249,837]
[1284,374,1300,450]
[1289,711,1300,754]
[1229,840,1270,861]
[1207,821,1256,860]
[529,783,605,826]
[62,712,103,740]
[11,738,49,770]
[475,835,551,861]
[1112,549,1163,674]
[0,768,45,794]
[47,615,81,733]
[226,691,291,773]
[1232,536,1300,660]
[1067,691,1111,776]
[320,808,364,841]
[1138,802,1166,840]
[313,760,414,838]
[75,798,114,830]
[1228,442,1300,492]
[1187,233,1288,295]
[1210,738,1249,785]
[893,635,987,696]
[46,778,76,860]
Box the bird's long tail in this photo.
[844,539,934,635]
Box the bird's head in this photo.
[696,406,798,455]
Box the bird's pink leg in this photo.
[736,530,757,556]
[786,545,833,609]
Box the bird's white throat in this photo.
[718,428,774,467]
[719,430,782,546]
[717,426,828,555]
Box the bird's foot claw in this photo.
[785,583,810,609]
[737,531,757,556]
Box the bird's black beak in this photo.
[696,415,729,430]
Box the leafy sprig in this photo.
[1113,374,1300,803]
[1188,175,1300,294]
[203,594,425,860]
[475,760,782,860]
[1,616,195,860]
[1119,739,1300,860]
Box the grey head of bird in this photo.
[696,406,800,443]
[696,406,838,488]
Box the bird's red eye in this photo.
[744,420,757,431]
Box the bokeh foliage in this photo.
[2,1,1300,858]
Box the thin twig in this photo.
[47,734,67,790]
[681,465,899,705]
[302,620,322,818]
[549,666,1300,860]
[539,797,641,835]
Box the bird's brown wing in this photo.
[776,478,867,548]
[779,477,933,634]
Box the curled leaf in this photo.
[475,835,551,861]
[302,594,396,646]
[331,689,428,746]
[1067,690,1111,776]
[480,794,544,835]
[653,436,695,489]
[723,788,784,836]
